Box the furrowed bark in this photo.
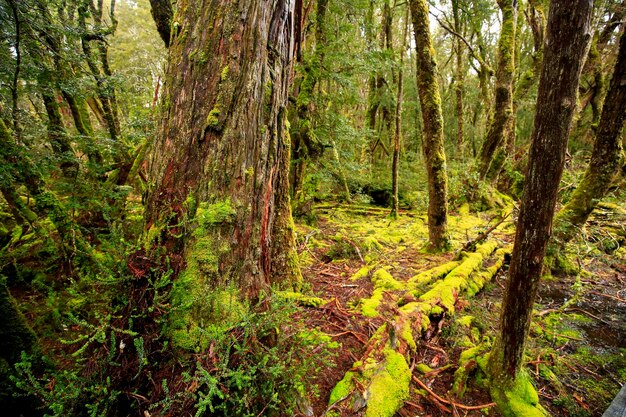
[146,0,299,298]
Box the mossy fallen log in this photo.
[329,240,512,416]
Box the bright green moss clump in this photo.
[360,269,403,317]
[491,371,547,417]
[365,347,411,417]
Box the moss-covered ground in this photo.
[296,200,625,417]
[3,191,624,416]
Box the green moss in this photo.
[205,105,221,129]
[351,265,373,281]
[329,371,355,404]
[220,65,229,81]
[361,288,384,317]
[371,268,403,290]
[277,291,326,308]
[458,315,474,328]
[364,347,411,417]
[491,371,547,417]
[409,260,460,289]
[398,318,417,351]
[415,363,433,374]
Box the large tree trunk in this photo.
[409,0,450,251]
[553,27,626,245]
[145,0,299,298]
[478,0,517,179]
[488,1,592,415]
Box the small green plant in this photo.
[184,295,337,417]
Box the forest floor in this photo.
[294,202,626,417]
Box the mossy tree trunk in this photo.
[0,276,37,365]
[291,0,328,199]
[145,0,299,298]
[41,92,79,178]
[78,1,131,185]
[391,8,409,219]
[478,0,517,179]
[452,0,465,155]
[488,2,592,413]
[574,3,625,141]
[552,27,626,245]
[6,0,23,144]
[409,0,450,251]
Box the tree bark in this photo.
[42,92,79,178]
[478,0,517,179]
[452,0,465,154]
[291,0,328,199]
[552,27,626,245]
[146,0,299,298]
[149,0,173,47]
[488,0,592,408]
[409,0,450,250]
[391,8,409,219]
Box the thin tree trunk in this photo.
[62,92,103,165]
[488,2,592,414]
[391,8,409,219]
[409,0,450,251]
[7,0,23,144]
[552,27,626,246]
[452,0,465,155]
[478,0,517,179]
[145,0,298,299]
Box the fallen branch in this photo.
[412,375,497,411]
[588,290,626,304]
[461,212,511,253]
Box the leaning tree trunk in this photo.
[488,1,592,415]
[409,0,450,251]
[478,0,517,179]
[552,27,626,245]
[145,0,299,298]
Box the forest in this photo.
[0,0,624,416]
